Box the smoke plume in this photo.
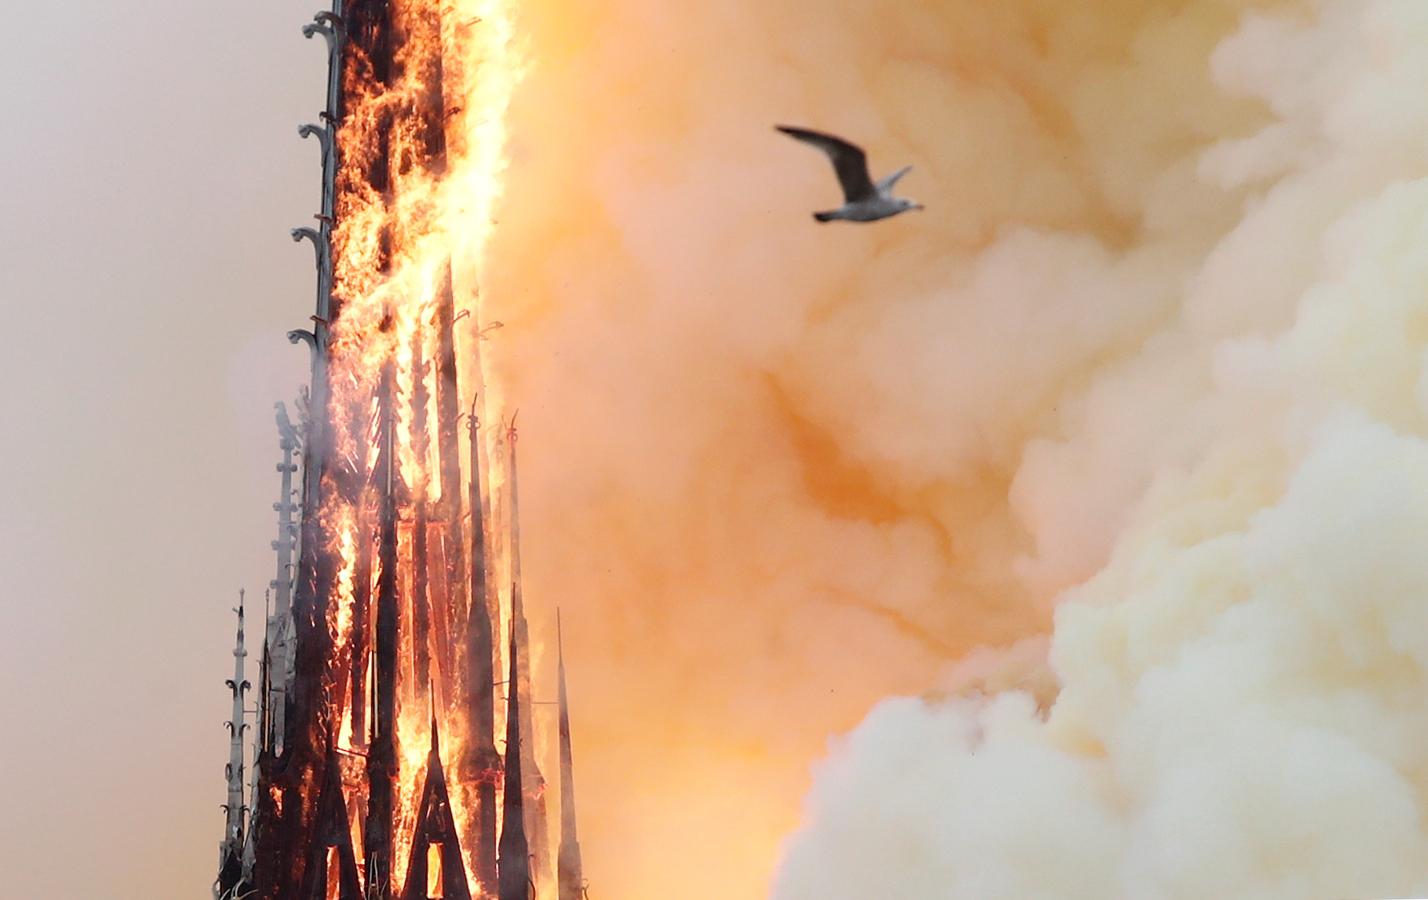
[471,0,1428,896]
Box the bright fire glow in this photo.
[318,0,523,894]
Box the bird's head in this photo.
[899,198,925,212]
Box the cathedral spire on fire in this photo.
[213,4,586,898]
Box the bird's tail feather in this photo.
[813,210,837,223]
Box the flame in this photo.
[315,0,523,893]
[331,510,359,649]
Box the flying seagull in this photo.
[776,125,922,223]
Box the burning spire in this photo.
[364,358,401,899]
[399,701,472,900]
[506,418,553,892]
[464,401,501,892]
[498,626,532,900]
[556,612,585,900]
[235,2,588,897]
[409,330,435,708]
[216,592,252,900]
[298,726,363,900]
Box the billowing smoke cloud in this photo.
[772,2,1428,897]
[469,0,1428,895]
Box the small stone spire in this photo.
[241,590,273,879]
[556,611,585,900]
[216,592,251,899]
[498,625,531,900]
[265,402,301,756]
[506,418,551,890]
[465,398,501,893]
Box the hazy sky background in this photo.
[0,3,318,894]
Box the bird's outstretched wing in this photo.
[877,164,912,193]
[776,125,877,202]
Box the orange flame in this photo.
[317,0,523,894]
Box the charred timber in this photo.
[365,358,401,899]
[413,0,470,696]
[399,715,472,900]
[298,732,363,900]
[411,330,434,705]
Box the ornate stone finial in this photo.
[286,329,318,358]
[289,225,325,266]
[297,123,333,166]
[301,11,344,53]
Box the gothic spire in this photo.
[265,401,301,759]
[399,698,472,900]
[364,358,401,898]
[556,611,585,900]
[465,400,501,892]
[241,589,273,880]
[506,418,552,890]
[298,725,363,900]
[498,626,531,900]
[216,592,251,900]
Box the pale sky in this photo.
[1,3,320,894]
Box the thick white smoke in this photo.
[774,2,1428,897]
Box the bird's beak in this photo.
[913,203,925,211]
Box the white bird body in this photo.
[776,125,923,224]
[819,194,912,223]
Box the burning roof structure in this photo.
[212,3,587,898]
